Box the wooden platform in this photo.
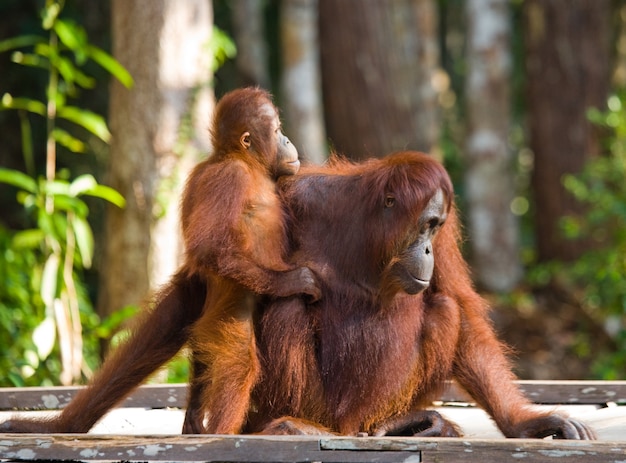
[1,381,625,462]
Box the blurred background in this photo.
[0,0,624,387]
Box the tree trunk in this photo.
[464,0,521,292]
[319,0,440,159]
[231,0,270,88]
[100,0,213,324]
[281,0,327,164]
[524,0,611,262]
[614,3,626,87]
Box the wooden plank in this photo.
[324,437,626,462]
[517,380,626,404]
[0,434,625,463]
[0,434,404,463]
[0,386,77,411]
[2,381,626,411]
[440,380,626,405]
[0,384,188,411]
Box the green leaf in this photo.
[71,68,95,89]
[52,128,86,153]
[41,253,59,307]
[53,54,78,89]
[0,35,46,54]
[54,19,79,49]
[50,211,68,240]
[54,19,87,53]
[72,216,94,268]
[87,45,133,88]
[16,190,36,208]
[53,195,89,217]
[34,43,92,91]
[12,229,46,249]
[82,183,126,208]
[33,316,56,360]
[23,350,39,369]
[41,2,61,30]
[37,209,56,238]
[0,94,46,116]
[54,55,95,89]
[70,175,126,209]
[57,106,111,142]
[33,42,53,59]
[11,51,47,69]
[7,372,24,387]
[69,174,97,196]
[0,168,38,193]
[208,26,237,73]
[19,111,35,177]
[53,90,67,111]
[41,179,71,196]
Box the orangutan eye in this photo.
[429,218,440,230]
[385,195,396,208]
[422,217,443,235]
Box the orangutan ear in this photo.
[240,132,251,150]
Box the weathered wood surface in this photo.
[442,380,626,405]
[1,382,625,462]
[0,434,625,463]
[2,380,625,411]
[0,384,185,411]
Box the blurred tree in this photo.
[318,0,441,159]
[524,0,611,262]
[281,0,327,164]
[464,0,521,292]
[614,3,626,88]
[99,0,213,326]
[231,0,270,88]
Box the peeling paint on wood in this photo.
[0,435,624,462]
[1,382,626,462]
[2,381,626,411]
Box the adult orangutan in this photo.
[1,150,594,440]
[0,87,319,435]
[240,151,595,439]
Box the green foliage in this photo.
[0,224,104,386]
[0,0,131,386]
[161,354,191,384]
[560,90,626,379]
[0,225,46,386]
[207,26,236,74]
